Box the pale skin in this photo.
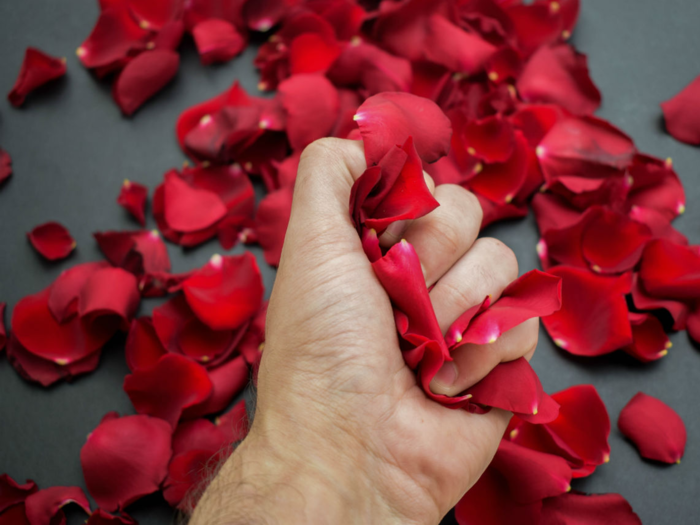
[190,138,539,525]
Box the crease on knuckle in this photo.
[476,237,518,280]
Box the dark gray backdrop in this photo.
[0,1,698,523]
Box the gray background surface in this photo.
[0,1,699,523]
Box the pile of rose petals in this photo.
[2,0,698,522]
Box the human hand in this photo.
[190,138,539,525]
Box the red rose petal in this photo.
[112,49,179,116]
[78,267,140,325]
[215,399,249,443]
[630,274,688,331]
[541,492,642,525]
[638,239,700,300]
[86,509,137,525]
[288,32,341,75]
[618,392,687,464]
[172,419,227,456]
[0,474,37,512]
[354,92,452,166]
[94,230,171,280]
[628,206,687,246]
[193,19,246,65]
[125,317,166,372]
[623,312,671,363]
[506,2,563,57]
[123,354,213,428]
[466,357,560,423]
[469,131,529,204]
[0,303,6,352]
[243,0,300,31]
[81,414,172,511]
[126,0,183,31]
[182,252,263,331]
[117,180,147,226]
[626,154,685,220]
[24,486,90,525]
[447,269,562,346]
[0,148,12,185]
[8,48,67,107]
[181,355,249,418]
[422,15,498,74]
[461,115,515,163]
[163,171,227,233]
[254,185,294,267]
[163,448,227,510]
[661,74,700,145]
[278,74,340,151]
[27,222,75,261]
[0,504,31,525]
[541,266,633,356]
[517,44,600,115]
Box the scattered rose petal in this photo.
[8,48,66,107]
[192,19,246,65]
[81,413,172,511]
[24,486,90,525]
[661,74,700,145]
[113,49,179,116]
[618,392,686,464]
[254,185,294,267]
[0,474,37,512]
[623,313,671,363]
[541,492,642,524]
[27,222,76,261]
[86,509,137,525]
[0,148,12,185]
[117,180,148,226]
[0,303,6,352]
[638,239,700,300]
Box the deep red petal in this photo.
[172,419,227,456]
[630,273,688,331]
[215,399,249,443]
[112,50,179,116]
[618,392,686,464]
[94,230,171,278]
[254,185,293,267]
[126,0,183,31]
[468,130,529,204]
[541,266,633,356]
[638,239,700,300]
[0,474,37,512]
[354,92,452,166]
[541,492,642,525]
[125,317,167,372]
[661,74,700,145]
[117,180,148,226]
[163,171,227,233]
[27,222,75,261]
[81,414,172,511]
[623,312,671,363]
[78,267,140,325]
[123,354,213,428]
[0,504,30,525]
[182,355,249,418]
[24,486,90,525]
[0,148,12,185]
[47,261,110,321]
[422,15,497,73]
[517,44,600,115]
[8,48,66,107]
[0,303,6,352]
[461,115,515,163]
[86,509,137,525]
[506,3,563,57]
[278,74,340,151]
[193,19,246,65]
[626,154,685,220]
[289,33,341,75]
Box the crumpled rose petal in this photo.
[0,474,37,512]
[0,148,12,185]
[24,486,90,525]
[618,392,686,464]
[278,74,340,151]
[661,74,700,145]
[94,230,171,288]
[86,509,136,525]
[8,48,66,107]
[117,179,148,226]
[193,19,246,65]
[466,357,560,423]
[517,44,600,115]
[509,384,611,477]
[180,252,263,330]
[124,354,213,428]
[638,239,700,300]
[626,154,685,221]
[125,317,166,372]
[354,92,452,165]
[623,312,671,363]
[113,49,180,116]
[468,130,529,204]
[181,355,249,418]
[27,222,76,261]
[78,267,140,324]
[630,274,688,331]
[80,413,172,512]
[540,492,642,525]
[254,185,294,267]
[47,261,111,322]
[460,115,515,164]
[541,266,633,356]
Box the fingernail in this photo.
[430,362,458,394]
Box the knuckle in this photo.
[440,185,484,228]
[476,237,518,279]
[426,217,463,258]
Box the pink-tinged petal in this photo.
[112,50,179,116]
[193,19,246,65]
[86,509,137,525]
[182,355,248,418]
[0,474,37,512]
[623,313,671,363]
[466,357,559,423]
[215,399,249,443]
[124,354,213,428]
[125,317,166,372]
[288,33,341,75]
[618,392,686,464]
[493,440,572,504]
[24,486,90,525]
[117,180,147,226]
[422,15,498,73]
[81,414,172,511]
[354,92,452,166]
[254,185,293,267]
[450,270,562,346]
[517,44,600,115]
[0,148,12,185]
[638,239,700,300]
[455,467,542,525]
[0,303,6,352]
[469,130,529,204]
[163,171,227,233]
[27,222,75,261]
[537,116,636,182]
[630,274,688,331]
[626,154,685,221]
[541,492,642,525]
[327,41,412,96]
[8,48,66,107]
[541,266,633,356]
[182,252,264,331]
[278,74,339,151]
[661,74,700,145]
